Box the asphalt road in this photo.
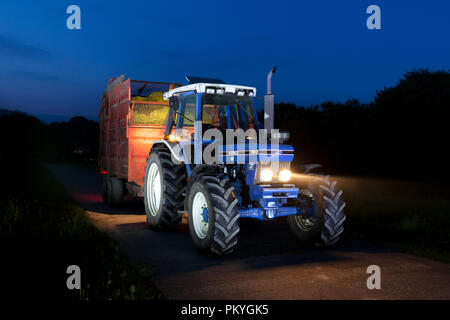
[47,164,450,300]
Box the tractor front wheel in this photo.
[187,173,240,255]
[288,175,346,247]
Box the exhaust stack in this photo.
[264,66,277,131]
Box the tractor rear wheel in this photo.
[144,148,186,230]
[187,173,239,255]
[288,175,346,247]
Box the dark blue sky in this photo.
[0,0,449,121]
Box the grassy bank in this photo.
[0,160,162,300]
[337,176,450,263]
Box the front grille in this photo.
[218,149,293,157]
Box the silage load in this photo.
[132,91,165,102]
[132,103,169,126]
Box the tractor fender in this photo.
[150,140,184,163]
[301,164,322,174]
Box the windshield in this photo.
[202,94,257,131]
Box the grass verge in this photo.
[337,176,450,263]
[0,160,163,300]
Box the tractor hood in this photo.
[217,143,294,164]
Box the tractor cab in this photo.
[162,81,259,135]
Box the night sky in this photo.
[0,0,449,122]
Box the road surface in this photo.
[47,164,450,300]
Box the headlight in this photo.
[260,169,273,182]
[279,169,291,182]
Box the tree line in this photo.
[1,69,449,181]
[0,113,98,163]
[272,69,450,181]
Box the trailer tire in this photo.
[144,148,186,230]
[102,176,109,204]
[109,177,124,208]
[288,175,346,247]
[187,173,239,255]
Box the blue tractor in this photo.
[144,68,346,255]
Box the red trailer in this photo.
[98,76,180,206]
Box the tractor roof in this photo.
[163,83,257,100]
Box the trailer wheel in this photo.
[102,176,109,204]
[144,148,186,230]
[109,177,124,208]
[187,173,239,255]
[288,175,346,247]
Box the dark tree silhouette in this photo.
[273,69,450,180]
